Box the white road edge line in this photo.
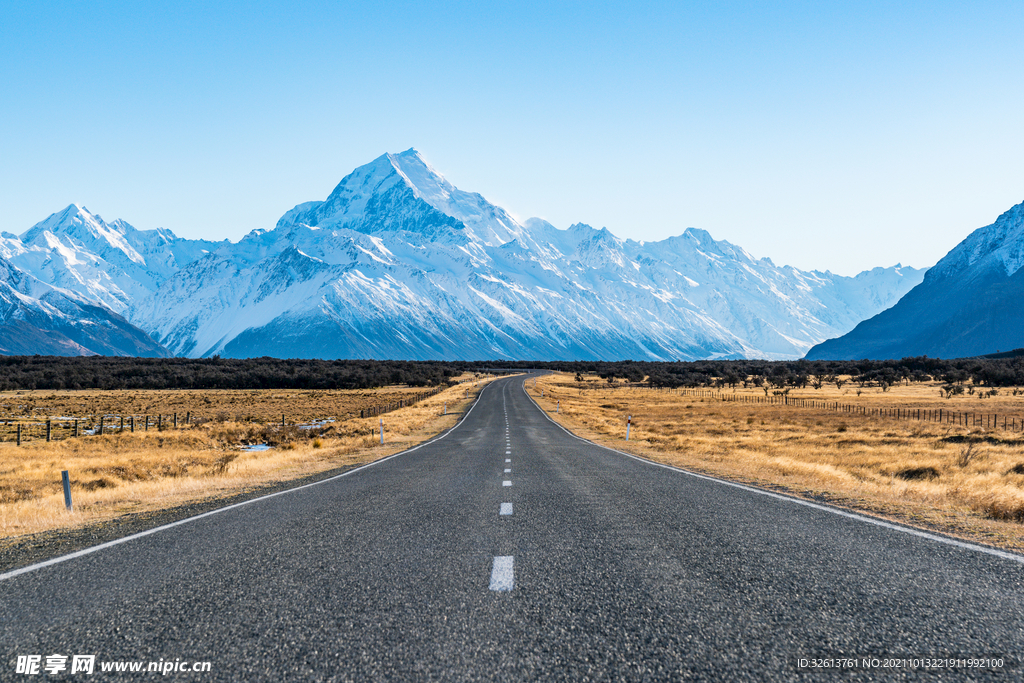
[522,377,1024,565]
[489,555,514,591]
[0,377,514,584]
[500,503,513,515]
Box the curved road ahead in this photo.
[2,374,1023,680]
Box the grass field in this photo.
[0,374,501,540]
[0,383,456,425]
[529,373,1024,551]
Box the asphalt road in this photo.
[2,374,1023,681]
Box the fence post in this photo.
[62,470,73,511]
[174,413,177,428]
[158,415,162,430]
[120,416,124,432]
[99,416,104,436]
[130,416,135,433]
[17,423,21,446]
[74,420,79,438]
[186,411,191,425]
[145,416,149,431]
[282,414,286,427]
[46,419,51,442]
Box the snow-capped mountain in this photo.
[0,257,168,357]
[806,201,1024,360]
[0,204,221,313]
[127,149,923,360]
[4,149,926,360]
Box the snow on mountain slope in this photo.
[0,204,221,313]
[927,201,1024,280]
[128,150,924,360]
[0,256,169,357]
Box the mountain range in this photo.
[806,200,1024,360]
[1,149,927,360]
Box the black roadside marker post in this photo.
[62,470,73,511]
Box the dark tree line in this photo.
[1,352,1023,391]
[468,354,1024,389]
[0,357,466,391]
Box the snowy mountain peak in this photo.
[22,203,147,266]
[277,150,526,248]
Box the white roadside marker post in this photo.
[627,415,631,441]
[61,470,73,511]
[379,419,384,445]
[444,401,447,415]
[557,400,560,413]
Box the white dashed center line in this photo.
[503,480,512,487]
[505,458,511,463]
[500,503,513,516]
[504,468,511,473]
[489,556,514,591]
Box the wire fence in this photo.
[671,388,1024,433]
[0,381,472,445]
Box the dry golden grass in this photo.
[0,375,483,425]
[0,374,503,540]
[530,373,1024,552]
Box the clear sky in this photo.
[2,1,1022,275]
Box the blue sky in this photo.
[2,1,1022,275]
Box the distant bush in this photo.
[1,353,1023,391]
[0,357,466,391]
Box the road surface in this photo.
[2,374,1022,680]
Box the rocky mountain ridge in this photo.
[806,201,1024,360]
